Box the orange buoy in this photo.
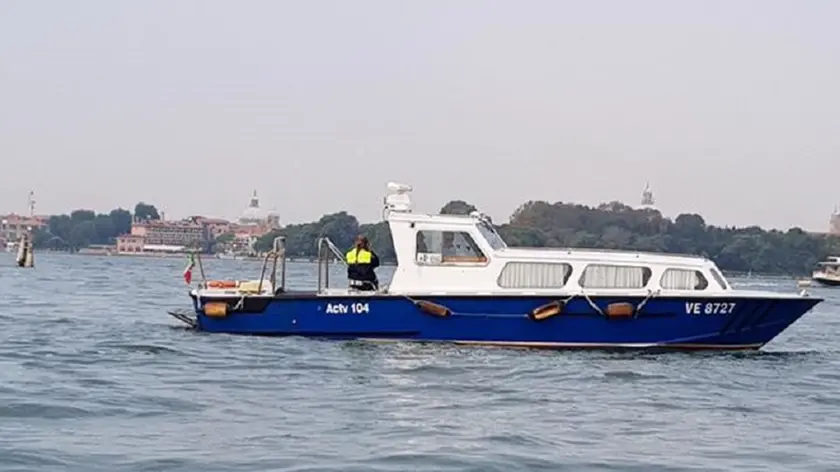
[415,300,452,317]
[204,302,229,317]
[605,302,634,318]
[207,280,238,289]
[528,301,564,321]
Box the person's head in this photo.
[355,235,369,249]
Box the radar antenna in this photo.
[382,182,413,220]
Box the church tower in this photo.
[830,205,840,235]
[238,190,264,226]
[639,182,656,210]
[249,190,259,209]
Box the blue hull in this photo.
[188,293,821,350]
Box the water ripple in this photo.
[1,254,839,471]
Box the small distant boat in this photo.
[168,181,823,352]
[812,256,840,287]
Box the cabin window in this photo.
[709,269,729,290]
[476,221,507,251]
[659,269,709,290]
[579,264,652,289]
[416,230,487,265]
[497,262,573,288]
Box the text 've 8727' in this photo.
[685,302,736,315]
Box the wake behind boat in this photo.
[169,182,822,351]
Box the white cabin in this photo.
[381,182,740,297]
[812,256,840,280]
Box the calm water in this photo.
[1,253,839,472]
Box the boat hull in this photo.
[187,292,821,351]
[812,276,840,287]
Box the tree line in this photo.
[253,199,840,276]
[30,197,839,275]
[32,202,160,250]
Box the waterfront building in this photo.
[0,214,47,248]
[115,216,205,254]
[113,190,280,255]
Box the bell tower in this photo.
[830,206,840,235]
[640,182,655,210]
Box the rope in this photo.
[634,288,660,317]
[232,296,245,311]
[558,294,576,305]
[580,291,605,317]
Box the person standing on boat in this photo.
[346,235,380,291]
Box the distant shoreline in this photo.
[24,249,398,266]
[4,250,794,276]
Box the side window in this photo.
[416,230,487,265]
[498,262,573,288]
[660,268,709,290]
[579,264,652,289]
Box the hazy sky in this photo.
[1,1,838,231]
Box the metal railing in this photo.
[193,235,287,295]
[316,236,346,292]
[257,236,287,294]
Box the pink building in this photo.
[190,216,232,238]
[116,234,144,253]
[0,214,47,247]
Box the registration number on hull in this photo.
[686,302,736,315]
[325,302,370,315]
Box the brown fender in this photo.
[415,300,452,317]
[528,301,565,321]
[605,302,634,318]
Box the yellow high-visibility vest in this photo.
[346,248,372,264]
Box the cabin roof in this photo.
[387,211,479,226]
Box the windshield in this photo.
[476,221,507,250]
[709,269,729,290]
[816,262,840,272]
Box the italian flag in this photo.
[183,253,195,285]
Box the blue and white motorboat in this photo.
[169,182,822,351]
